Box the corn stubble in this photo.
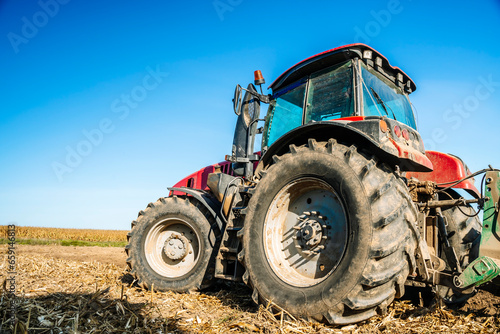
[0,247,499,332]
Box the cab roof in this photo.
[269,43,417,94]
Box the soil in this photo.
[458,283,500,316]
[13,244,128,267]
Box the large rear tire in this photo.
[125,196,219,292]
[240,139,418,325]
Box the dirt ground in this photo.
[14,244,128,267]
[1,245,499,333]
[14,245,500,316]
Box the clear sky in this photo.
[1,0,499,230]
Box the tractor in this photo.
[125,44,500,325]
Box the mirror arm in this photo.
[240,87,272,104]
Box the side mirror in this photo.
[231,84,260,177]
[233,84,242,116]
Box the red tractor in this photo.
[126,44,500,325]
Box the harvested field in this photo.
[0,225,127,243]
[1,245,499,333]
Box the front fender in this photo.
[168,187,225,231]
[406,151,480,198]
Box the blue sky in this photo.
[1,0,499,230]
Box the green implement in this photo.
[457,171,500,288]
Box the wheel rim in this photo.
[144,218,201,278]
[264,177,348,287]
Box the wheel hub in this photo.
[294,211,329,255]
[163,234,190,260]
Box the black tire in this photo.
[443,206,481,266]
[240,139,418,325]
[125,196,219,292]
[438,205,481,303]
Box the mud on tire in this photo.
[239,139,418,325]
[125,196,220,292]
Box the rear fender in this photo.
[256,117,433,175]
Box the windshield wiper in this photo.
[369,87,397,121]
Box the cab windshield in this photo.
[360,62,416,129]
[263,61,353,148]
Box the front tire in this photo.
[126,196,219,292]
[240,139,418,325]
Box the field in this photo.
[0,225,127,247]
[1,227,499,333]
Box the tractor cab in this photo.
[263,44,417,148]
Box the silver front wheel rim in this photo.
[144,218,200,277]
